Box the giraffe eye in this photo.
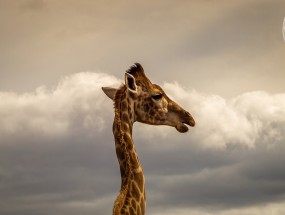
[152,93,163,100]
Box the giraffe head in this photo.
[102,63,195,133]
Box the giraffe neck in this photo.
[112,87,146,215]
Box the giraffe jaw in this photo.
[175,123,189,133]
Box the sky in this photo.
[0,0,285,215]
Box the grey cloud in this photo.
[0,0,284,98]
[0,72,285,215]
[178,0,285,59]
[141,142,285,212]
[0,72,121,214]
[0,134,118,215]
[1,0,285,214]
[140,83,285,214]
[19,0,45,11]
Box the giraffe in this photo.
[102,63,195,215]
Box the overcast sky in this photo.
[0,0,285,215]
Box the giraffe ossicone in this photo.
[102,63,195,215]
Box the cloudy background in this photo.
[0,0,285,214]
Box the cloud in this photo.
[0,72,122,214]
[163,82,285,148]
[2,72,284,149]
[19,0,45,11]
[1,0,284,98]
[152,201,285,215]
[0,72,120,137]
[0,72,285,215]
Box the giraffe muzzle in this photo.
[175,111,195,133]
[184,111,195,127]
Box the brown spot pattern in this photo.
[132,182,141,202]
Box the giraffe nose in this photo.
[184,111,195,127]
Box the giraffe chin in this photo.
[175,123,189,133]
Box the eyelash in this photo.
[152,93,163,100]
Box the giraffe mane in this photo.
[126,63,153,92]
[112,85,133,214]
[126,63,144,75]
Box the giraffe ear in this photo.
[125,73,137,93]
[102,87,117,100]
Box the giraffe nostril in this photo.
[185,111,192,117]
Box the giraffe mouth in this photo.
[175,123,189,133]
[175,118,195,133]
